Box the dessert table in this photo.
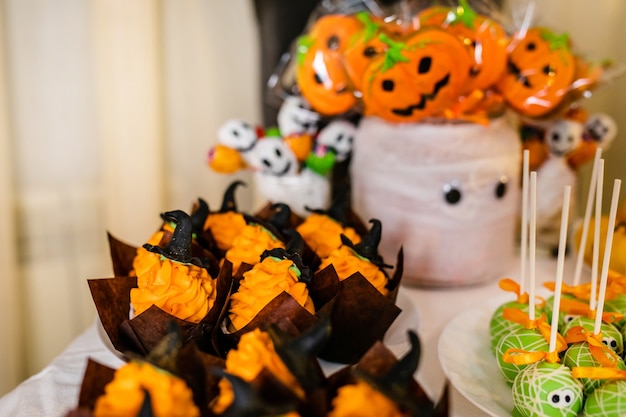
[0,251,573,417]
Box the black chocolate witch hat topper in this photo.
[261,229,311,284]
[243,203,292,242]
[267,316,331,391]
[354,330,434,416]
[213,368,297,417]
[189,198,209,235]
[144,210,206,266]
[220,180,246,213]
[305,189,350,225]
[340,218,390,269]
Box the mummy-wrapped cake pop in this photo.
[573,372,626,417]
[511,361,583,417]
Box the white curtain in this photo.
[1,0,626,398]
[0,0,259,396]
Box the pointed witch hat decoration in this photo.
[354,330,446,417]
[190,198,210,236]
[266,316,332,392]
[144,210,210,268]
[340,218,391,270]
[261,229,312,285]
[220,181,246,213]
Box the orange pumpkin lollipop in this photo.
[419,0,508,94]
[295,14,361,115]
[496,27,576,118]
[361,29,471,123]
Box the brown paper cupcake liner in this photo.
[89,259,234,358]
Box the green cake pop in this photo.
[562,316,623,355]
[489,279,546,353]
[496,320,551,385]
[584,380,626,417]
[562,324,626,396]
[542,293,580,332]
[604,293,626,329]
[511,361,583,417]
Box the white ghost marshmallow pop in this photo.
[248,136,298,177]
[545,119,584,157]
[277,95,320,137]
[217,119,259,164]
[584,112,617,149]
[316,120,356,162]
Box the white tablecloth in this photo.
[0,252,571,417]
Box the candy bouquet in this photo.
[206,0,622,287]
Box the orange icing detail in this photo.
[228,257,314,331]
[212,328,303,413]
[318,245,388,295]
[565,326,621,368]
[559,299,624,324]
[224,224,285,273]
[93,361,199,417]
[203,211,247,251]
[572,366,626,380]
[130,252,217,323]
[328,381,406,417]
[296,213,361,259]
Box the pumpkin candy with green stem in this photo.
[496,27,575,118]
[130,210,218,323]
[227,232,315,332]
[223,203,291,273]
[418,0,508,94]
[318,218,390,296]
[202,181,248,252]
[361,29,471,123]
[295,14,362,116]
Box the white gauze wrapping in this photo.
[351,116,521,287]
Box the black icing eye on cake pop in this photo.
[220,181,246,213]
[261,229,312,285]
[340,218,391,269]
[144,210,210,268]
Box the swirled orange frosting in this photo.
[93,361,199,417]
[329,381,406,417]
[212,328,303,413]
[224,224,285,272]
[318,246,389,295]
[228,257,315,331]
[130,252,217,323]
[296,213,361,259]
[203,211,247,251]
[130,230,166,277]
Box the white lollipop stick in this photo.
[520,150,530,296]
[529,171,537,321]
[590,159,604,312]
[594,179,622,336]
[550,186,571,352]
[573,148,602,285]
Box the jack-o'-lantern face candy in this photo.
[342,12,389,93]
[496,27,576,118]
[419,0,508,94]
[362,29,471,123]
[295,14,361,115]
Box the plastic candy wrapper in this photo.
[266,0,623,124]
